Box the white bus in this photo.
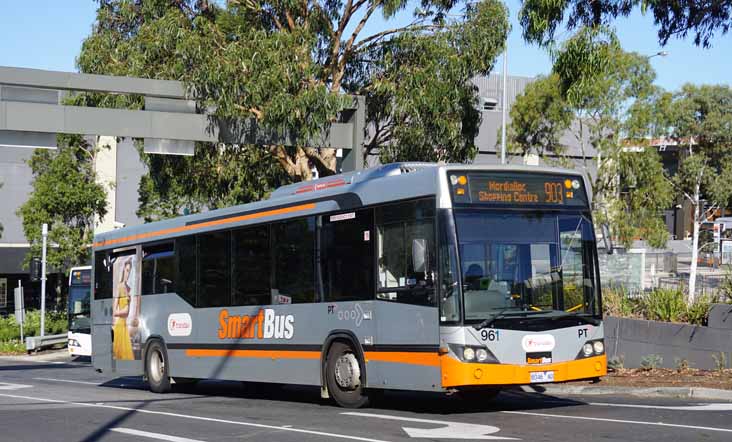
[92,163,607,407]
[68,266,92,357]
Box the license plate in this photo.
[530,371,555,383]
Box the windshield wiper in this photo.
[472,308,510,330]
[548,311,600,326]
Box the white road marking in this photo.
[111,428,205,442]
[33,377,100,385]
[502,410,732,433]
[0,382,32,390]
[590,402,732,412]
[342,412,517,440]
[0,393,391,442]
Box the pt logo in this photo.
[335,303,366,327]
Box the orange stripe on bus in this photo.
[185,349,321,360]
[93,203,316,248]
[364,351,440,367]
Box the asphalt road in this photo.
[1,353,731,442]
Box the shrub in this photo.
[686,293,714,326]
[641,289,686,323]
[640,354,663,370]
[0,340,25,354]
[712,352,727,372]
[608,355,625,370]
[602,287,638,318]
[0,310,67,342]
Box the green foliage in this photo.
[17,135,107,270]
[0,310,67,342]
[504,73,572,160]
[519,0,731,48]
[602,287,638,318]
[78,0,510,217]
[712,351,727,372]
[712,352,728,372]
[608,354,625,370]
[721,266,732,302]
[0,341,25,355]
[640,354,663,370]
[641,288,687,323]
[686,293,713,326]
[508,44,673,249]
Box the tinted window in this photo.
[176,236,197,305]
[376,198,436,306]
[272,217,316,304]
[94,251,112,299]
[198,231,231,308]
[142,243,175,295]
[232,225,271,306]
[321,210,374,302]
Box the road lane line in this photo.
[501,410,732,433]
[0,393,391,442]
[590,402,732,412]
[111,428,205,442]
[33,377,100,385]
[343,412,516,440]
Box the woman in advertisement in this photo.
[112,257,135,360]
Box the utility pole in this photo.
[40,223,47,338]
[500,47,508,165]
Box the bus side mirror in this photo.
[412,239,427,273]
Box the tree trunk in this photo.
[688,184,701,303]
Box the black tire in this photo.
[145,340,171,393]
[325,341,370,408]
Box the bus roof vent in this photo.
[351,162,436,183]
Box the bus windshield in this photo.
[454,209,600,322]
[68,285,91,333]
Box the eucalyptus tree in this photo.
[78,0,509,219]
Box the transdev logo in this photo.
[167,313,192,337]
[521,334,555,352]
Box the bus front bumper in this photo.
[440,354,607,388]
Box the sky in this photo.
[0,0,730,92]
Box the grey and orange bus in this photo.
[91,163,606,407]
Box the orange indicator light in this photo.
[457,175,467,185]
[456,188,465,195]
[564,179,572,189]
[566,191,573,198]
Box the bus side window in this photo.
[94,251,113,299]
[176,236,197,306]
[375,199,436,307]
[197,231,231,308]
[142,243,175,295]
[232,225,271,306]
[272,217,316,304]
[320,209,374,302]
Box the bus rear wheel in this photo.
[146,340,171,393]
[325,342,370,408]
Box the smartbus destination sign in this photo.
[477,180,541,204]
[452,172,588,207]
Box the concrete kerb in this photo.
[525,385,732,401]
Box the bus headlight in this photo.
[582,343,594,357]
[449,344,499,363]
[593,340,604,355]
[476,349,489,362]
[463,347,476,361]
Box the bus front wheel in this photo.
[145,340,171,394]
[325,341,370,408]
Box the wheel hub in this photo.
[334,353,361,390]
[150,350,164,383]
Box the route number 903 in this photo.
[480,329,499,342]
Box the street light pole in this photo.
[40,223,47,338]
[500,47,508,165]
